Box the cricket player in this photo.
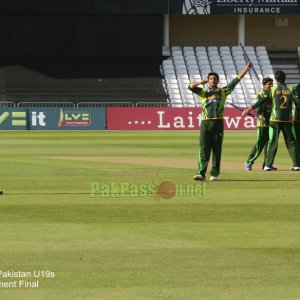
[242,77,276,170]
[290,83,300,155]
[189,62,252,181]
[264,71,300,171]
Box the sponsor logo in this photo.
[107,108,256,130]
[0,111,46,127]
[182,0,212,15]
[179,0,299,14]
[0,112,10,125]
[58,109,91,127]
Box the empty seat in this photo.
[162,46,171,56]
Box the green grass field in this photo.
[1,130,300,300]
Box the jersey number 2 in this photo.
[280,95,288,109]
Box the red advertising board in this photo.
[107,107,257,130]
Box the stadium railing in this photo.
[17,102,75,108]
[0,101,16,107]
[0,101,173,108]
[77,102,134,108]
[136,102,170,107]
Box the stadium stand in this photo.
[269,49,300,85]
[0,68,5,102]
[162,45,279,107]
[0,56,167,106]
[6,45,297,109]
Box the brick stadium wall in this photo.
[246,15,300,50]
[170,15,299,51]
[169,15,239,47]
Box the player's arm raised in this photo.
[237,62,253,80]
[189,79,208,88]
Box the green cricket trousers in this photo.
[265,121,300,167]
[198,119,224,177]
[246,127,269,166]
[294,121,300,155]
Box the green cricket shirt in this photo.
[290,84,300,122]
[251,89,272,127]
[188,77,240,120]
[270,83,293,122]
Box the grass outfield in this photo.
[1,130,300,300]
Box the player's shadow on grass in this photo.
[220,179,300,182]
[3,192,90,195]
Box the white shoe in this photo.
[210,176,218,181]
[264,166,272,171]
[290,166,300,171]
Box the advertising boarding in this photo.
[171,0,300,15]
[0,108,106,130]
[107,107,256,130]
